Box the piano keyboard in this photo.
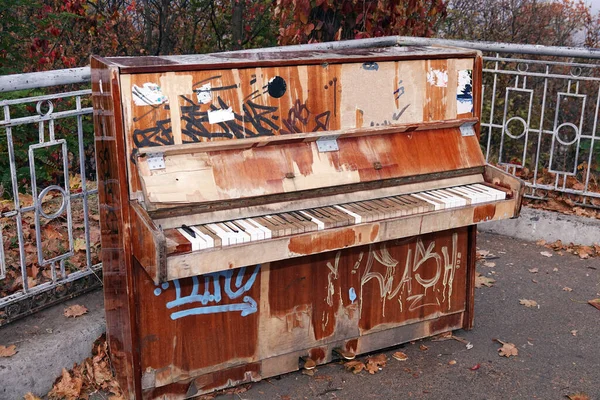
[174,183,506,250]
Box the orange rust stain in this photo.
[288,228,355,255]
[369,225,379,242]
[356,109,364,128]
[346,338,358,353]
[309,347,326,362]
[473,204,496,223]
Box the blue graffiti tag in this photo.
[154,265,261,320]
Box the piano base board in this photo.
[127,226,476,399]
[142,313,465,399]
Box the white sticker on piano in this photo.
[196,83,212,104]
[208,107,235,124]
[247,218,272,239]
[191,226,214,248]
[132,83,167,106]
[334,205,362,224]
[299,211,325,230]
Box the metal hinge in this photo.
[460,121,476,137]
[147,153,165,170]
[316,135,340,152]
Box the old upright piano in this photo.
[91,40,523,399]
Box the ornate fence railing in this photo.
[1,37,599,325]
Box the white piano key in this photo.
[208,223,232,246]
[299,210,325,230]
[412,192,444,210]
[236,219,263,240]
[334,204,363,224]
[246,218,272,239]
[427,190,455,208]
[473,184,506,200]
[446,187,478,204]
[460,185,494,203]
[191,226,214,248]
[226,221,251,243]
[222,222,246,244]
[438,189,467,207]
[177,227,206,251]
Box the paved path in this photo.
[223,233,600,399]
[1,232,599,399]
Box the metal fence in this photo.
[1,37,599,325]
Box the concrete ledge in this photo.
[0,289,105,399]
[479,206,600,246]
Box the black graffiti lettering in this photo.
[314,111,331,132]
[243,101,279,136]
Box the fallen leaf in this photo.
[48,368,83,400]
[476,250,490,259]
[567,393,591,400]
[419,344,428,351]
[73,238,86,252]
[588,298,600,311]
[540,251,553,257]
[23,393,42,400]
[483,261,496,268]
[64,304,88,318]
[469,363,481,371]
[519,299,538,308]
[344,360,365,374]
[532,279,538,283]
[392,351,408,361]
[475,272,495,288]
[497,341,518,358]
[571,330,578,336]
[553,268,559,272]
[448,360,457,365]
[365,354,387,374]
[528,268,539,273]
[0,344,17,357]
[563,287,573,292]
[536,239,547,246]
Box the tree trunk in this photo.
[231,0,244,50]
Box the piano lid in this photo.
[97,43,479,74]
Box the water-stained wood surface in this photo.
[134,227,473,398]
[122,57,476,200]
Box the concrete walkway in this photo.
[1,208,599,399]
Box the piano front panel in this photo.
[135,227,472,394]
[123,57,476,200]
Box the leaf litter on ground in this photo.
[519,299,538,308]
[0,344,17,357]
[494,339,518,358]
[64,304,88,318]
[475,272,495,288]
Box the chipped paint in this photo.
[426,68,448,87]
[473,204,497,223]
[288,228,356,255]
[457,69,473,114]
[132,83,167,106]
